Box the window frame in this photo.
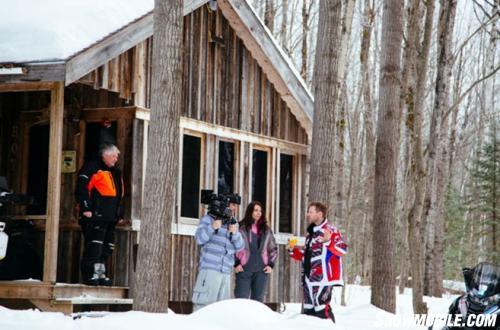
[249,144,273,224]
[178,129,205,225]
[276,150,297,235]
[215,137,239,196]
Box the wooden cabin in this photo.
[0,0,313,313]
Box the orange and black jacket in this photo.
[75,160,124,222]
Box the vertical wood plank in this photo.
[44,82,64,282]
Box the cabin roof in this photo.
[0,0,313,132]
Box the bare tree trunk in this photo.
[309,0,343,208]
[133,0,183,312]
[427,0,457,298]
[342,88,362,306]
[399,139,411,294]
[264,0,275,33]
[404,0,434,314]
[448,49,464,184]
[336,0,356,304]
[301,0,310,80]
[370,0,404,314]
[288,0,299,54]
[359,0,375,285]
[280,0,289,53]
[334,0,356,225]
[335,0,355,223]
[337,84,347,306]
[422,0,456,296]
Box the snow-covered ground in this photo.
[0,285,458,330]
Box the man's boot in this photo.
[84,264,100,286]
[303,308,315,316]
[96,263,112,286]
[324,305,336,324]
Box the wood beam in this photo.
[30,299,73,314]
[137,106,308,154]
[0,62,65,84]
[0,282,53,300]
[43,82,64,282]
[0,82,56,92]
[81,106,137,121]
[52,284,128,299]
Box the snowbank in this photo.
[0,285,458,330]
[0,299,337,330]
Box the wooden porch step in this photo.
[53,284,128,299]
[54,297,133,305]
[0,281,128,300]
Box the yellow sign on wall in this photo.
[62,151,76,173]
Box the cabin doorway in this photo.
[84,121,117,162]
[26,124,49,215]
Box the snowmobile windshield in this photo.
[470,262,500,299]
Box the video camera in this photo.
[0,177,34,208]
[200,189,241,225]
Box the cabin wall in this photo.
[80,5,308,145]
[168,235,302,303]
[0,4,310,303]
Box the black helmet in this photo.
[469,262,500,299]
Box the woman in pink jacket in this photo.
[234,201,278,302]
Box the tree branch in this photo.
[453,14,497,62]
[443,63,500,122]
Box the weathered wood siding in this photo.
[168,235,302,303]
[80,6,308,145]
[0,4,309,304]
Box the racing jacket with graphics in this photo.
[290,219,347,286]
[75,160,124,222]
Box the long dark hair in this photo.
[241,201,268,234]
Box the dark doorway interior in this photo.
[27,124,49,215]
[181,134,202,218]
[218,141,235,194]
[252,149,268,207]
[84,121,117,162]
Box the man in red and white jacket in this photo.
[288,202,347,323]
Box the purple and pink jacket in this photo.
[235,224,278,268]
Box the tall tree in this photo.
[309,0,343,208]
[360,0,375,285]
[334,0,356,222]
[470,123,499,264]
[264,0,275,33]
[370,0,404,314]
[426,0,457,298]
[279,0,289,53]
[133,0,183,312]
[301,0,311,80]
[404,0,435,314]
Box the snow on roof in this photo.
[0,0,153,63]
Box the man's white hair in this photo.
[100,143,120,156]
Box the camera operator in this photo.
[192,192,244,312]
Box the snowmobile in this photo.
[430,262,499,330]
